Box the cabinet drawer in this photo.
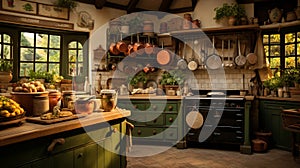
[146,114,164,125]
[127,112,146,126]
[165,103,178,112]
[165,114,177,126]
[164,127,178,140]
[132,127,164,139]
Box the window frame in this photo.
[0,22,89,82]
[262,25,300,73]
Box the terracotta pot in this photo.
[228,16,236,26]
[268,8,283,23]
[0,71,12,83]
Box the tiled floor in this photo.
[126,145,300,168]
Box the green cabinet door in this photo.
[259,99,300,150]
[74,143,98,168]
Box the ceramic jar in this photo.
[286,11,297,22]
[268,7,283,23]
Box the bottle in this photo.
[84,76,90,93]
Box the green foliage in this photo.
[282,68,300,86]
[159,70,185,86]
[29,70,63,84]
[214,3,246,20]
[263,75,284,91]
[0,59,12,72]
[53,0,77,9]
[128,71,148,86]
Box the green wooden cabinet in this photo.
[118,98,182,147]
[259,99,300,150]
[0,119,127,168]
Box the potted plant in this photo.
[0,59,13,83]
[127,71,148,89]
[159,70,185,96]
[53,0,78,10]
[214,3,247,26]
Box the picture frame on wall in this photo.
[0,0,69,20]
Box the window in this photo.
[0,23,89,81]
[20,32,61,77]
[262,26,300,74]
[0,33,13,62]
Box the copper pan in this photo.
[133,34,144,55]
[116,33,128,53]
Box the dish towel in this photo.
[125,120,134,152]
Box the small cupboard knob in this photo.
[152,105,157,110]
[137,129,142,135]
[152,129,157,135]
[169,117,173,122]
[168,105,173,110]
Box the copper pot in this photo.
[133,42,144,55]
[144,42,153,55]
[116,41,128,53]
[109,42,120,55]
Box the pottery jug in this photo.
[268,8,283,23]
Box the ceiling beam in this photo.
[127,0,139,13]
[159,0,173,12]
[94,0,106,9]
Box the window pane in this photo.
[78,42,83,49]
[50,35,60,48]
[69,52,76,62]
[264,46,269,56]
[49,49,60,62]
[270,34,280,44]
[35,63,47,71]
[285,57,295,68]
[297,57,300,67]
[36,33,48,48]
[298,32,300,42]
[270,57,280,68]
[36,49,48,61]
[69,63,76,76]
[21,32,34,47]
[20,48,34,61]
[78,63,83,75]
[298,43,300,55]
[68,41,77,48]
[3,34,11,43]
[78,50,83,62]
[0,44,1,56]
[285,33,295,43]
[3,44,11,59]
[270,45,280,56]
[263,35,269,44]
[20,63,33,76]
[49,63,60,74]
[285,44,295,56]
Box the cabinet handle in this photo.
[152,105,157,110]
[47,138,65,152]
[153,129,157,135]
[168,105,173,110]
[169,117,173,122]
[77,153,84,158]
[134,105,138,109]
[153,119,157,123]
[113,127,118,133]
[137,129,142,135]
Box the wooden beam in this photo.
[94,0,106,9]
[159,0,172,12]
[127,0,139,13]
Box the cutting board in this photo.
[26,114,88,125]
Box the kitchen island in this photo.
[0,109,130,168]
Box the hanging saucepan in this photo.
[156,41,172,66]
[109,35,120,55]
[116,33,128,54]
[235,38,247,66]
[205,36,222,70]
[246,52,258,65]
[127,35,135,57]
[144,36,154,55]
[177,41,188,69]
[188,39,198,71]
[133,34,145,55]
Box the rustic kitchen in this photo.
[0,0,300,167]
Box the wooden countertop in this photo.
[0,109,130,147]
[118,94,183,100]
[257,96,300,102]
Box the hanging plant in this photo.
[53,0,78,10]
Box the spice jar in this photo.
[183,13,192,29]
[33,95,49,116]
[61,91,76,109]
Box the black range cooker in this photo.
[183,95,245,146]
